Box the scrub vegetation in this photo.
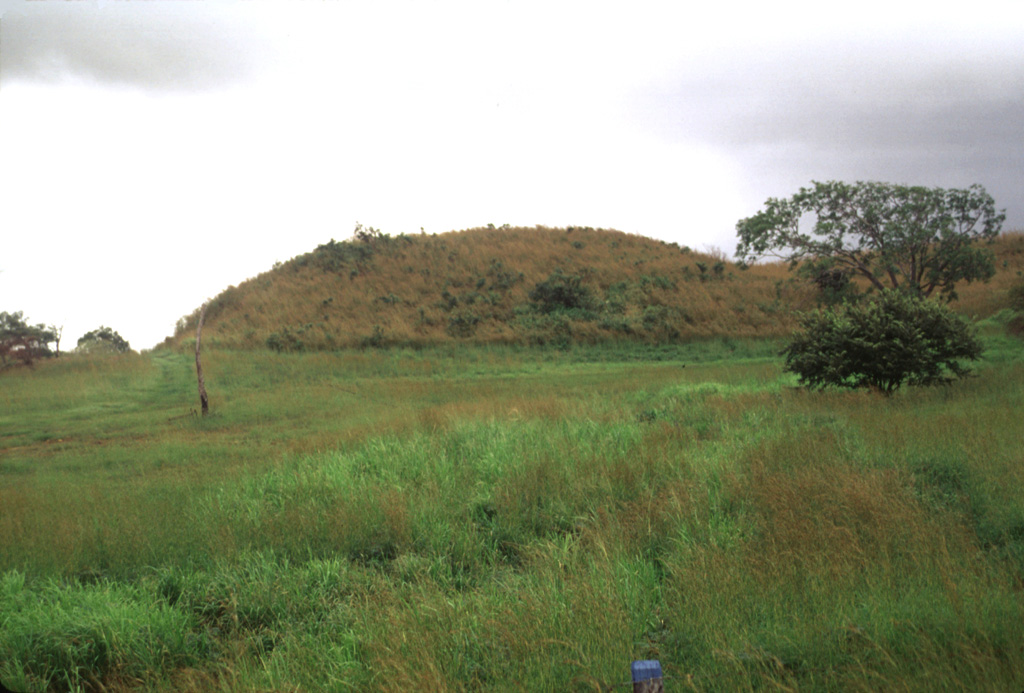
[160,225,1022,353]
[2,227,1023,691]
[161,225,809,351]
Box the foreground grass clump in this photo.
[1,338,1023,691]
[0,571,207,691]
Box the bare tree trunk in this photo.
[195,303,209,416]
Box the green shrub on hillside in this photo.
[446,311,481,338]
[266,328,304,353]
[360,325,387,349]
[1009,278,1024,313]
[528,270,594,314]
[485,260,524,291]
[782,290,983,394]
[641,306,681,340]
[1007,277,1024,336]
[515,310,574,348]
[694,261,726,282]
[307,224,388,273]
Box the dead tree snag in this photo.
[195,302,209,416]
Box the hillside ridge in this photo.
[162,225,1024,351]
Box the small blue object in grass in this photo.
[631,659,662,682]
[631,659,664,692]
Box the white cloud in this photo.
[1,1,272,90]
[1,0,1022,348]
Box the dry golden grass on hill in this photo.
[162,227,1024,351]
[955,230,1024,316]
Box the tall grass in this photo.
[2,337,1023,691]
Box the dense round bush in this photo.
[782,290,983,394]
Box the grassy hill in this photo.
[161,226,1024,352]
[161,226,804,351]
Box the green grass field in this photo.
[2,325,1023,691]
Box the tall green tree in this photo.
[736,181,1005,300]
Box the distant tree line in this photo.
[0,312,131,368]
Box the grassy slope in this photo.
[2,324,1024,691]
[163,226,806,351]
[161,227,1024,352]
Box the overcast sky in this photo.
[2,1,1022,350]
